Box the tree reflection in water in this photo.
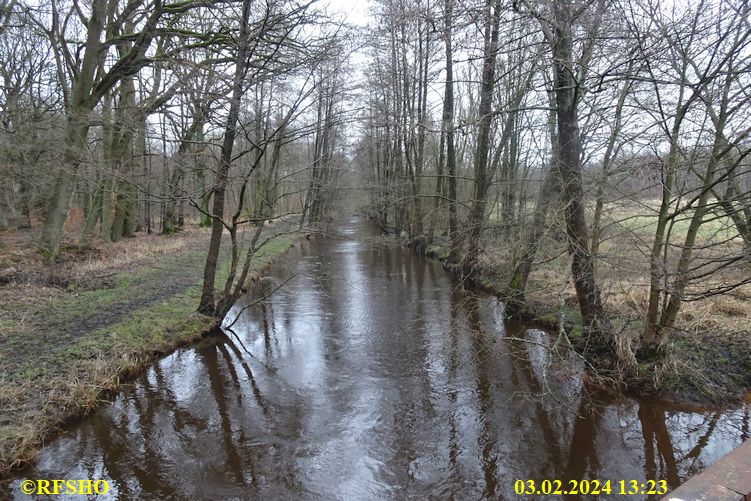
[11,217,749,500]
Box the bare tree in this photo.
[633,0,751,346]
[198,0,340,317]
[513,0,613,358]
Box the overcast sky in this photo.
[325,0,372,26]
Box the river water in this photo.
[10,216,749,499]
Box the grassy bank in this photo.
[422,223,751,406]
[0,227,297,478]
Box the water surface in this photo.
[11,216,749,499]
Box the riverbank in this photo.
[419,237,751,407]
[0,226,297,478]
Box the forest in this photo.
[0,0,750,445]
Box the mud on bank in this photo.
[0,227,298,479]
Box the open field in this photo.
[596,198,743,242]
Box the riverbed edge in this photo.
[410,239,750,409]
[0,233,300,482]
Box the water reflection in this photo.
[8,216,748,500]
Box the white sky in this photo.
[325,0,372,26]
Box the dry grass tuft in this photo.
[0,332,213,479]
[710,296,749,317]
[75,228,210,276]
[0,226,212,289]
[604,285,649,316]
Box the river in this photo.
[10,215,749,499]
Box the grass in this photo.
[489,198,743,242]
[0,226,298,478]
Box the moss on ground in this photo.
[0,230,297,478]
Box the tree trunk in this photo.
[79,179,103,244]
[39,0,107,260]
[443,0,460,263]
[40,112,90,261]
[464,0,502,273]
[551,0,610,347]
[653,76,732,338]
[198,0,252,315]
[505,167,559,315]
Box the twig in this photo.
[222,272,297,331]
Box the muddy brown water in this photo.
[9,215,750,499]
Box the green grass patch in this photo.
[0,230,298,478]
[606,208,740,242]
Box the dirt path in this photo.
[1,231,214,373]
[0,227,296,479]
